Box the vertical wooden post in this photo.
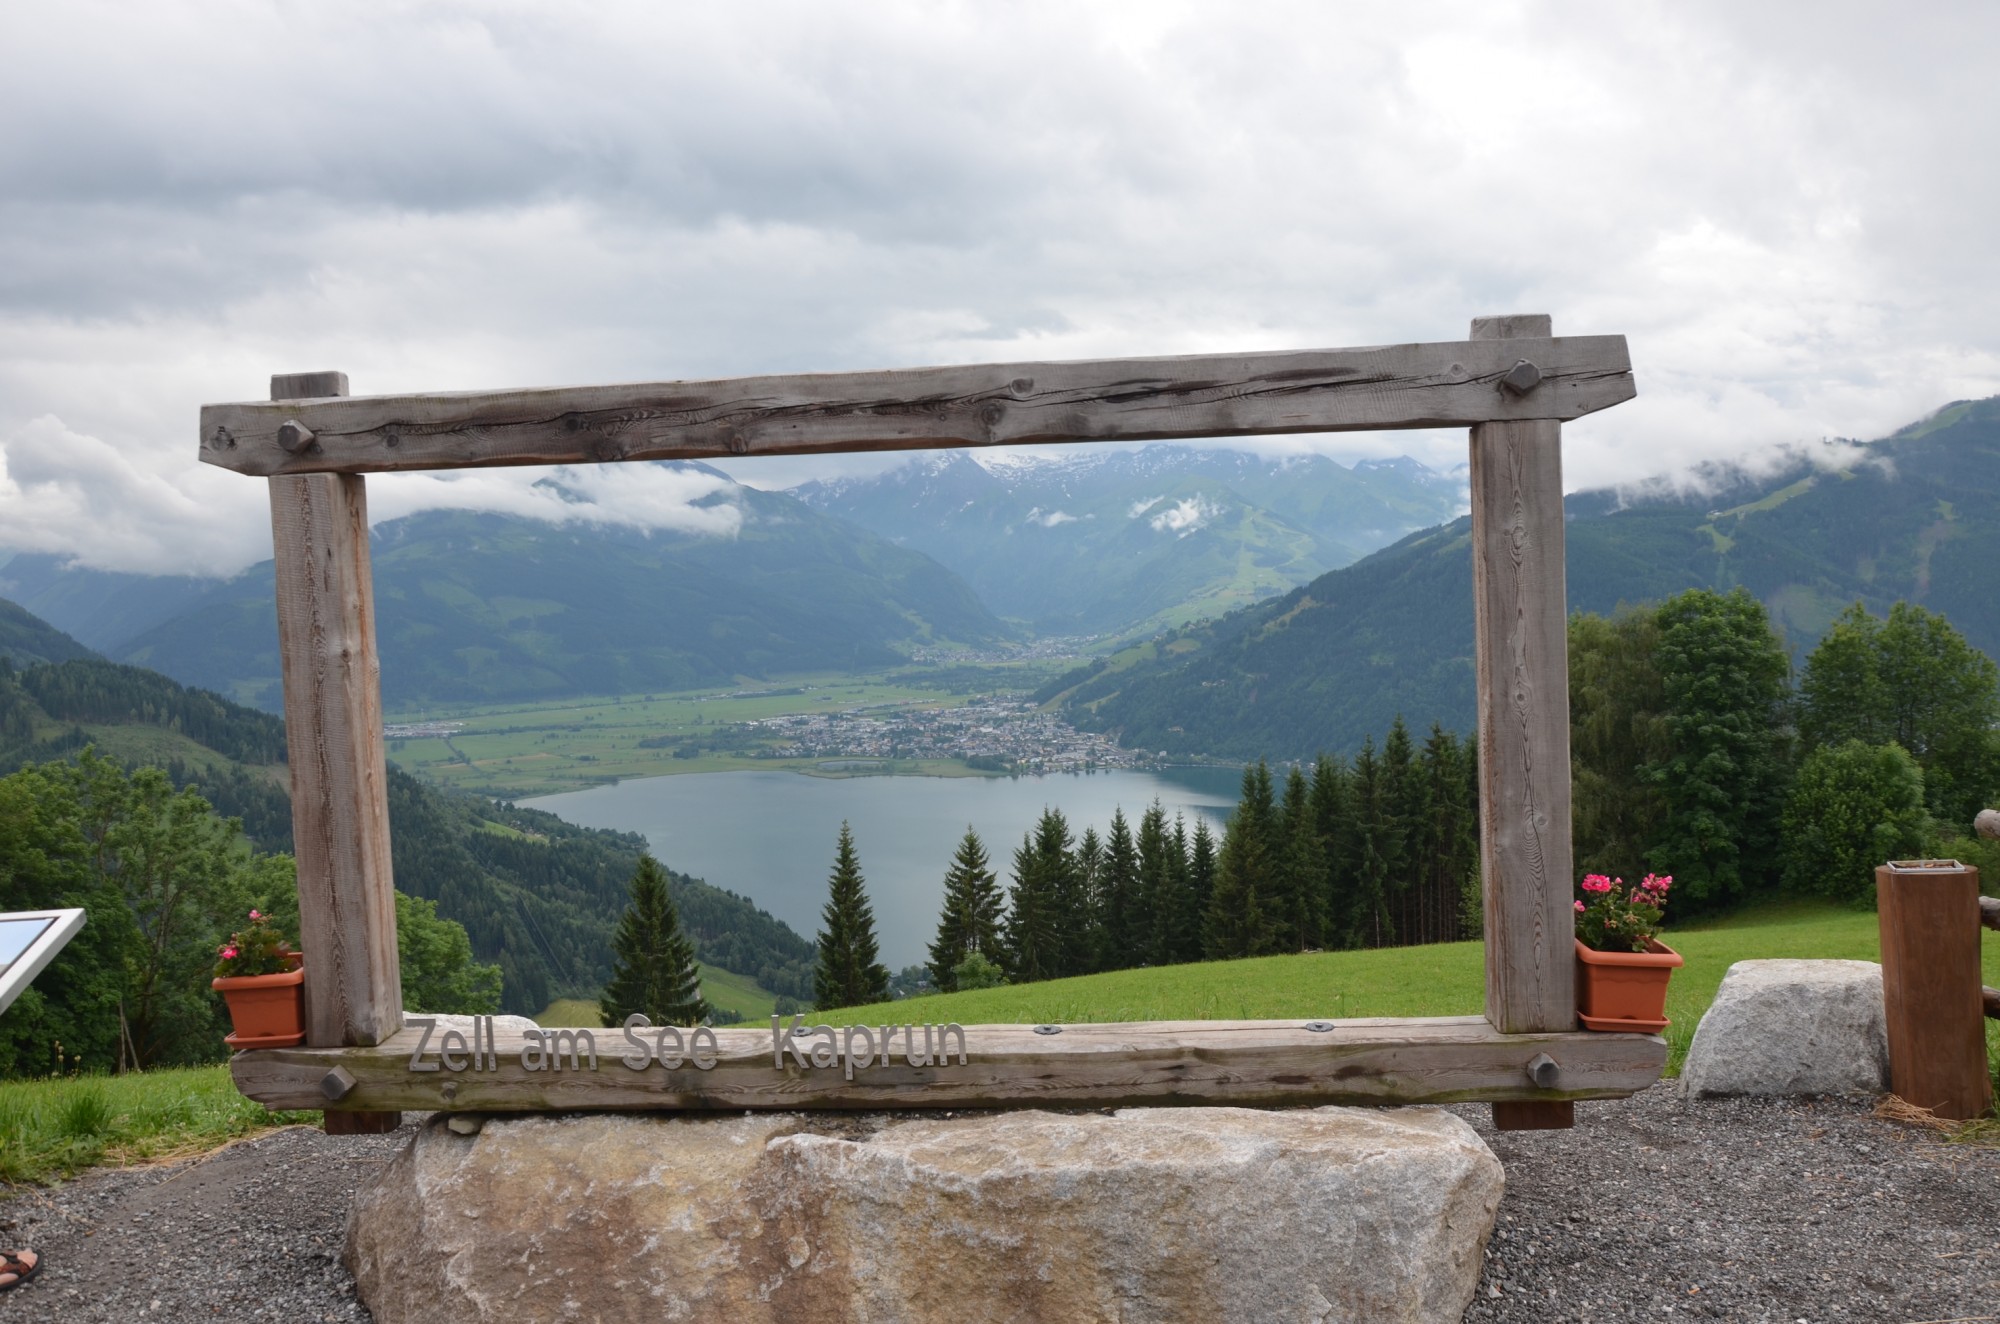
[268,371,402,1135]
[1469,315,1577,1132]
[1877,860,1991,1120]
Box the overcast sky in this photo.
[2,1,1996,577]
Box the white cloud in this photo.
[1127,495,1164,519]
[1149,496,1218,537]
[1023,507,1078,528]
[2,1,1998,575]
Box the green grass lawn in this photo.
[824,898,2000,1078]
[0,1067,318,1185]
[536,963,780,1028]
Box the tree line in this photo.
[807,589,2000,1009]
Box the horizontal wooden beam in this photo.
[198,335,1635,477]
[231,1015,1666,1112]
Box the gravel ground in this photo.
[0,1087,1994,1323]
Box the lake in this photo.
[523,766,1246,969]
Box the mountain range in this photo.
[790,446,1463,636]
[2,468,1009,710]
[1052,396,2000,762]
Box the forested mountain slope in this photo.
[6,473,1008,710]
[0,652,814,1014]
[0,597,97,667]
[1058,397,2000,761]
[792,447,1462,636]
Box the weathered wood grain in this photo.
[1470,316,1576,1038]
[269,372,403,1058]
[1877,861,1990,1119]
[199,336,1635,477]
[229,1016,1667,1112]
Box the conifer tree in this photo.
[1031,808,1091,977]
[1153,811,1194,964]
[1310,753,1355,948]
[927,827,1004,992]
[1182,818,1217,963]
[1205,762,1277,959]
[1380,717,1416,945]
[813,822,889,1009]
[600,854,709,1027]
[1272,765,1327,951]
[1096,808,1139,969]
[1344,739,1394,949]
[1135,801,1174,965]
[1003,829,1060,982]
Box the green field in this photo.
[821,899,2000,1077]
[537,963,779,1028]
[383,672,1055,798]
[0,1067,318,1185]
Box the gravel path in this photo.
[0,1087,1995,1323]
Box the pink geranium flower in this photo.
[220,946,238,960]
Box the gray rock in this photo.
[346,1105,1504,1324]
[1681,959,1888,1097]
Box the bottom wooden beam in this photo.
[232,1015,1665,1114]
[1491,1101,1575,1131]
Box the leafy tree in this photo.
[812,823,888,1010]
[600,855,708,1025]
[1799,602,2000,825]
[951,950,1007,991]
[1569,608,1671,880]
[400,890,504,1015]
[926,827,1003,991]
[1780,741,1934,906]
[1644,588,1792,911]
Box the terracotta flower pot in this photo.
[1574,937,1682,1032]
[213,967,306,1049]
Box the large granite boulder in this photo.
[1680,959,1889,1097]
[346,1106,1503,1324]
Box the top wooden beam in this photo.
[199,334,1634,476]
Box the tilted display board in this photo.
[201,314,1653,1129]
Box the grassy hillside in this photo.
[0,650,813,1016]
[824,898,2000,1075]
[1062,396,2000,760]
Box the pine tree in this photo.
[813,822,889,1010]
[927,827,1003,992]
[1205,762,1277,959]
[1096,808,1139,970]
[1032,809,1091,977]
[1310,753,1354,948]
[1272,765,1327,951]
[1345,739,1394,949]
[1380,717,1416,945]
[600,855,709,1027]
[1003,829,1059,982]
[1182,818,1217,963]
[1134,800,1174,966]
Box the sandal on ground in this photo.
[0,1250,39,1289]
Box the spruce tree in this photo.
[1204,763,1277,959]
[813,822,889,1009]
[1182,819,1217,963]
[1310,753,1354,948]
[1135,801,1174,965]
[927,827,1003,991]
[1097,808,1139,970]
[600,855,709,1027]
[1004,830,1059,981]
